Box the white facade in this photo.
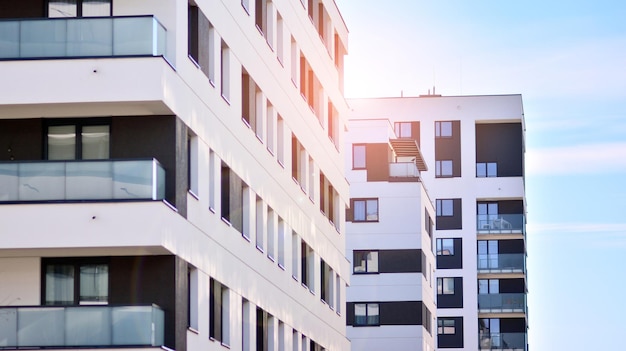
[347,95,527,351]
[344,120,437,351]
[0,0,350,350]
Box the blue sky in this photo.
[335,0,626,349]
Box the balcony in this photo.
[0,304,164,348]
[479,332,527,350]
[389,162,419,179]
[478,293,526,313]
[0,158,165,203]
[477,214,524,234]
[477,253,525,273]
[0,16,167,60]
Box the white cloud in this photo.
[526,142,626,175]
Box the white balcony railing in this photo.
[389,162,419,178]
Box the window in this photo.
[478,279,499,294]
[277,216,286,267]
[477,240,498,270]
[256,307,269,351]
[352,144,366,169]
[48,0,111,18]
[188,266,198,330]
[220,40,230,101]
[354,303,379,326]
[292,231,299,280]
[353,250,378,273]
[43,259,108,305]
[291,134,305,186]
[328,101,339,146]
[435,121,452,138]
[436,238,454,255]
[477,202,499,230]
[267,207,275,259]
[352,198,378,222]
[255,196,264,250]
[277,115,285,166]
[438,318,456,335]
[436,199,453,217]
[394,122,412,138]
[320,259,333,305]
[435,160,453,178]
[320,172,339,227]
[47,121,110,160]
[188,134,199,196]
[335,274,341,314]
[476,162,497,177]
[437,277,455,295]
[301,241,313,290]
[188,4,214,81]
[210,278,230,344]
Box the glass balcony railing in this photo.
[0,304,164,348]
[477,253,525,273]
[0,158,165,202]
[389,162,419,178]
[479,332,527,350]
[477,214,525,234]
[478,293,526,312]
[0,15,167,60]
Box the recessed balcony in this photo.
[479,332,527,350]
[0,158,165,203]
[477,253,525,273]
[477,214,525,234]
[0,304,164,348]
[478,293,526,313]
[0,15,167,61]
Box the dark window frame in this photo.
[437,318,456,335]
[352,250,379,274]
[353,302,380,327]
[437,277,455,295]
[436,238,455,256]
[436,199,454,217]
[41,257,109,306]
[351,198,379,222]
[44,118,111,161]
[394,122,412,138]
[435,159,454,178]
[47,0,112,18]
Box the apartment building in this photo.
[344,119,437,351]
[347,95,527,351]
[0,0,349,350]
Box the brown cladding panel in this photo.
[365,143,391,181]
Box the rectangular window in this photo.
[394,122,412,138]
[220,41,230,102]
[267,207,275,259]
[301,241,313,290]
[277,216,286,267]
[328,100,339,146]
[47,122,110,160]
[354,303,379,326]
[188,266,198,329]
[292,231,300,280]
[210,278,230,344]
[436,238,454,256]
[256,307,268,351]
[277,115,285,166]
[438,318,456,335]
[209,149,216,210]
[435,121,453,138]
[352,144,366,169]
[476,162,497,177]
[352,198,378,222]
[437,277,455,295]
[335,274,341,314]
[435,160,453,178]
[188,134,199,196]
[48,0,111,18]
[255,196,264,250]
[478,279,499,294]
[43,259,108,305]
[266,102,275,154]
[353,250,378,273]
[436,199,454,216]
[276,13,285,64]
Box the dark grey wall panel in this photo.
[0,119,42,161]
[501,318,527,332]
[437,277,463,308]
[109,255,178,350]
[475,123,523,177]
[437,317,464,348]
[0,0,45,18]
[436,198,462,230]
[499,278,526,293]
[498,239,525,254]
[379,249,422,273]
[435,120,461,177]
[437,238,463,269]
